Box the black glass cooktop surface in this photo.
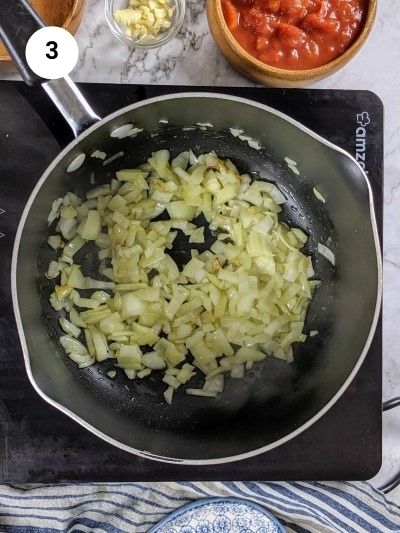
[0,82,383,482]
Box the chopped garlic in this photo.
[114,0,175,40]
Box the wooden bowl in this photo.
[0,0,85,63]
[206,0,377,87]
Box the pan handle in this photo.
[0,0,44,86]
[0,0,101,138]
[43,78,101,138]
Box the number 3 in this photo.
[46,41,58,60]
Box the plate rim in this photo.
[147,496,286,533]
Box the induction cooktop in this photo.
[0,82,383,482]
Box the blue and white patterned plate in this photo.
[148,497,285,533]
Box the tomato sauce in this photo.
[221,0,367,70]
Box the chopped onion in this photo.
[91,327,110,361]
[172,151,190,170]
[186,388,218,398]
[46,261,60,280]
[60,335,88,355]
[248,140,262,150]
[163,374,181,389]
[91,150,106,160]
[103,151,124,166]
[137,368,152,379]
[70,308,87,328]
[121,293,145,318]
[48,235,63,250]
[63,236,85,258]
[318,242,335,265]
[163,386,174,405]
[204,374,224,393]
[91,291,111,303]
[59,318,81,338]
[230,128,243,137]
[231,364,245,379]
[284,157,297,166]
[68,352,92,364]
[79,358,96,369]
[128,128,143,137]
[85,279,115,290]
[59,218,76,240]
[67,153,86,173]
[48,150,318,405]
[313,187,326,203]
[77,210,101,240]
[111,124,133,139]
[48,198,63,225]
[142,352,166,370]
[87,184,111,199]
[166,201,196,220]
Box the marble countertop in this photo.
[1,0,400,496]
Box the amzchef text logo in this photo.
[355,111,370,172]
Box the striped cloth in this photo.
[0,482,399,533]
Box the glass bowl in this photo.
[105,0,186,49]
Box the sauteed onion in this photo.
[47,151,318,403]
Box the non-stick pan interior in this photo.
[15,95,380,461]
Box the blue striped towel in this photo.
[0,481,399,532]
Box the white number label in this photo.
[25,27,79,80]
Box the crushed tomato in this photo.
[221,0,367,70]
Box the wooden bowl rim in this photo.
[63,0,85,32]
[0,0,85,63]
[211,0,377,81]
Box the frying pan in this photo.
[1,0,382,464]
